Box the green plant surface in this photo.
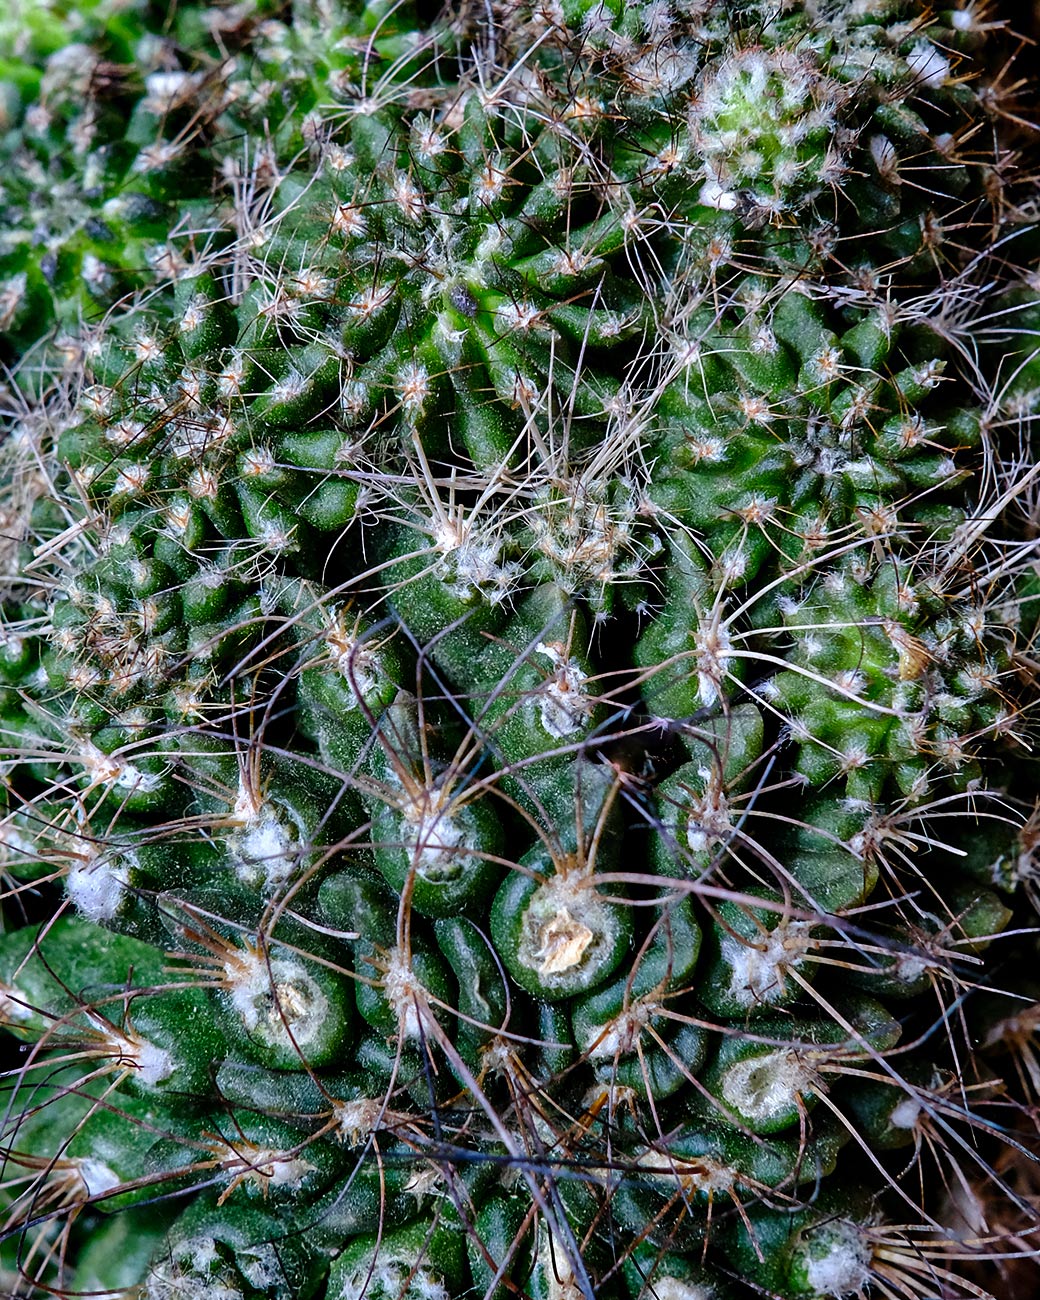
[1,1,1040,1298]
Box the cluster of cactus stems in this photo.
[1,0,1040,1296]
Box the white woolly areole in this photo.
[698,178,738,210]
[587,999,655,1060]
[448,536,512,602]
[534,641,593,738]
[178,1236,219,1274]
[0,983,32,1025]
[96,1012,173,1086]
[76,1157,121,1199]
[516,868,619,992]
[720,1049,811,1124]
[225,1144,314,1194]
[66,855,127,922]
[145,1265,242,1300]
[142,1235,242,1300]
[893,951,931,984]
[890,1095,923,1130]
[535,1226,583,1300]
[80,744,163,795]
[801,1221,872,1297]
[638,1149,736,1198]
[683,767,732,854]
[404,802,476,882]
[641,1279,713,1300]
[229,803,299,892]
[720,921,812,1008]
[237,1244,280,1290]
[383,945,427,1040]
[432,518,514,604]
[132,1036,174,1088]
[326,628,381,706]
[225,950,329,1051]
[335,1254,446,1300]
[693,621,732,708]
[334,1097,388,1145]
[143,70,200,112]
[906,41,950,88]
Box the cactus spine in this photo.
[1,1,1040,1298]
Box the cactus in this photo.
[1,1,1040,1297]
[0,0,280,383]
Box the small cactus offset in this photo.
[2,1,1040,1297]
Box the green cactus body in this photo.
[0,1,1039,1298]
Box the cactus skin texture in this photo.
[1,1,1040,1297]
